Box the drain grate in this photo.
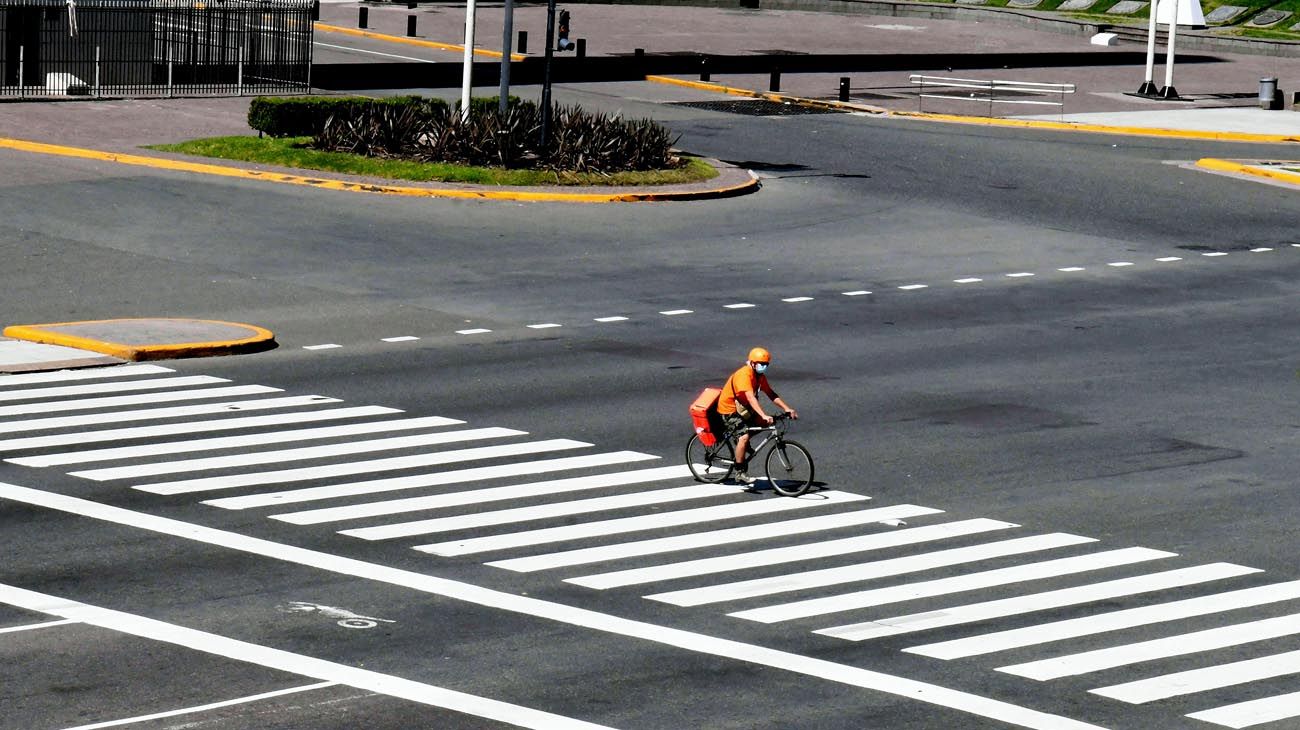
[667,99,845,116]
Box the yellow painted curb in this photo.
[1195,158,1300,185]
[646,75,1300,145]
[3,319,277,361]
[315,22,525,61]
[0,137,757,203]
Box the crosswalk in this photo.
[2,363,1299,728]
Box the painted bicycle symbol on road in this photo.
[277,601,396,629]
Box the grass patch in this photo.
[147,135,719,187]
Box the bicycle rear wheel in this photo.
[765,439,814,496]
[686,434,733,483]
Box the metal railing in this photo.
[1,0,313,98]
[909,74,1075,117]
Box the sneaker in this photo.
[733,470,758,485]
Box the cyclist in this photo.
[716,347,798,484]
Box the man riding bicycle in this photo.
[716,347,798,484]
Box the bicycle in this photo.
[685,413,815,496]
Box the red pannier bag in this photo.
[690,387,722,446]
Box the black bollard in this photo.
[700,55,710,82]
[517,30,528,54]
[311,0,319,21]
[576,38,585,58]
[407,1,416,7]
[634,48,644,58]
[769,69,780,92]
[839,77,849,102]
[358,6,367,28]
[407,15,417,36]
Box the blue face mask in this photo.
[754,363,768,374]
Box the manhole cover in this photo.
[667,99,844,116]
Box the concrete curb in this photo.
[645,75,1300,144]
[0,137,760,203]
[314,22,527,61]
[1195,157,1300,185]
[3,319,278,361]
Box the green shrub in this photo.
[310,98,681,173]
[248,95,448,138]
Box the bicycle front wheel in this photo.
[686,434,733,484]
[765,439,814,496]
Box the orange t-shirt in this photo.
[717,365,776,415]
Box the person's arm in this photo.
[772,395,797,420]
[741,390,773,424]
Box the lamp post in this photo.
[460,0,477,121]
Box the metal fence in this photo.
[0,0,313,98]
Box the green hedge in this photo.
[248,95,449,138]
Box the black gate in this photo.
[0,0,313,98]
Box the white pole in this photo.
[499,0,513,114]
[238,46,244,96]
[18,46,23,99]
[1162,0,1179,96]
[95,46,100,97]
[1141,0,1158,93]
[460,0,477,121]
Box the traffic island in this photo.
[3,319,277,361]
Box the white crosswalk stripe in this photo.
[999,612,1300,681]
[569,518,1021,590]
[0,363,173,386]
[906,576,1300,659]
[0,395,346,444]
[0,385,281,417]
[4,363,1299,729]
[488,504,944,573]
[821,563,1262,641]
[7,409,428,465]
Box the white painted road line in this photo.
[1188,690,1300,728]
[489,505,944,573]
[1156,257,1182,262]
[302,344,342,350]
[60,682,338,730]
[1203,252,1229,257]
[416,490,870,557]
[1000,612,1300,681]
[0,482,1106,730]
[381,336,420,342]
[830,563,1259,643]
[732,546,1175,624]
[905,573,1287,659]
[272,463,683,525]
[572,518,1018,591]
[527,323,562,329]
[1251,247,1274,252]
[0,618,77,633]
[954,278,982,284]
[206,451,651,510]
[0,375,227,403]
[842,290,871,296]
[72,427,524,481]
[457,328,492,335]
[137,439,591,496]
[593,316,628,322]
[1058,267,1085,272]
[0,385,283,418]
[340,482,738,541]
[898,285,927,291]
[725,303,756,309]
[1107,262,1134,267]
[782,297,814,302]
[0,396,351,446]
[10,413,455,466]
[659,309,692,316]
[1092,648,1300,704]
[1006,272,1035,278]
[0,583,611,730]
[0,363,172,387]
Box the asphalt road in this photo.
[1,80,1299,730]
